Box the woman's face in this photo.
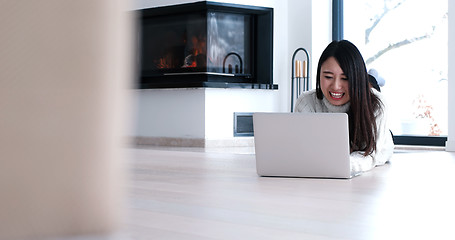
[320,57,350,106]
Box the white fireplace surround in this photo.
[134,88,278,147]
[132,0,317,147]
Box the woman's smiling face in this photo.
[320,57,350,106]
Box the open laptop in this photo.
[253,112,353,179]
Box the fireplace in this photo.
[137,1,276,89]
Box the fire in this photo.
[188,61,197,68]
[157,56,173,69]
[182,36,206,68]
[155,35,207,69]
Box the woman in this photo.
[294,40,394,175]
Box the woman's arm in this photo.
[350,89,394,176]
[350,152,375,175]
[371,90,394,166]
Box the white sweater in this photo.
[294,89,394,176]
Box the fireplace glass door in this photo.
[141,11,252,78]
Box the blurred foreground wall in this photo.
[0,1,133,239]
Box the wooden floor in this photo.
[112,147,455,240]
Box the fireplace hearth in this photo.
[137,1,276,89]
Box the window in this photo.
[335,0,448,146]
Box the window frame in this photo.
[332,0,447,146]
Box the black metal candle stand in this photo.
[291,48,310,112]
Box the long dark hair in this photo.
[316,40,382,156]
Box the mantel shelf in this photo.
[139,82,278,90]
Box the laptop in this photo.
[253,112,353,179]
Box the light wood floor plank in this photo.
[121,148,455,240]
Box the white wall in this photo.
[132,0,197,10]
[204,88,280,140]
[286,0,312,110]
[311,0,332,87]
[135,89,206,138]
[286,0,332,91]
[447,0,455,151]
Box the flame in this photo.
[156,55,173,69]
[156,35,206,69]
[182,36,206,68]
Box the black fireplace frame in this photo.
[137,1,277,90]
